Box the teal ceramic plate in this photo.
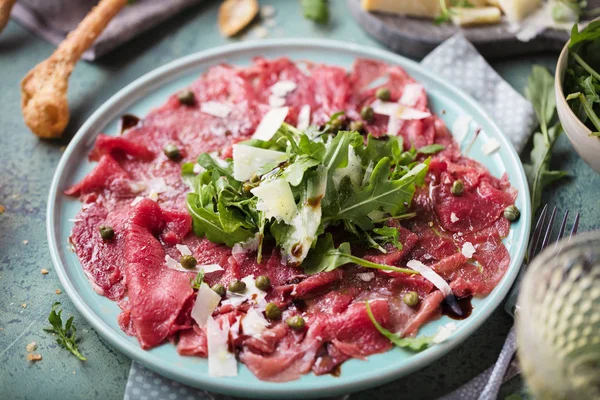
[47,39,531,399]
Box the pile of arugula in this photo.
[524,66,569,215]
[184,118,442,274]
[564,21,600,135]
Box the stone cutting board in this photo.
[348,0,571,59]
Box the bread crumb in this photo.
[23,240,29,245]
[59,146,66,152]
[27,353,42,361]
[253,26,269,38]
[41,269,49,275]
[21,303,27,308]
[26,342,37,352]
[0,205,5,214]
[55,289,62,295]
[0,327,4,331]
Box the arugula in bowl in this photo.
[564,21,600,136]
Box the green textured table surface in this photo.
[1,1,598,399]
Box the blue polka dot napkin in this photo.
[124,34,536,400]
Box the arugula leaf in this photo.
[301,0,329,24]
[190,270,205,290]
[303,234,418,275]
[187,192,254,247]
[570,20,600,50]
[524,66,568,215]
[416,143,445,155]
[324,158,428,230]
[523,124,568,213]
[283,155,321,186]
[525,65,556,141]
[372,226,403,250]
[43,302,87,361]
[365,301,433,351]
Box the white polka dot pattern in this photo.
[123,34,533,400]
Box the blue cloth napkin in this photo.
[124,34,536,400]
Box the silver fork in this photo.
[440,205,580,400]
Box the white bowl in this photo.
[555,41,600,173]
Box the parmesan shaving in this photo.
[191,283,222,328]
[481,139,501,155]
[270,80,297,97]
[451,116,472,142]
[450,212,459,223]
[251,178,297,224]
[297,105,311,130]
[357,272,375,282]
[232,144,288,182]
[241,308,270,337]
[207,317,237,377]
[200,101,232,118]
[268,95,286,107]
[399,83,423,107]
[252,107,289,141]
[176,244,192,256]
[461,242,476,258]
[407,260,451,297]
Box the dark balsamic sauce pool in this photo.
[441,296,473,320]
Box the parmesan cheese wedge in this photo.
[498,0,541,23]
[361,0,442,18]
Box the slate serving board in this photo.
[348,0,570,59]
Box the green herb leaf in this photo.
[416,143,445,155]
[372,226,403,250]
[303,233,418,275]
[190,271,205,290]
[44,302,87,361]
[525,65,556,141]
[301,0,329,24]
[324,158,429,230]
[523,124,569,214]
[524,66,569,215]
[365,301,433,351]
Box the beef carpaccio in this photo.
[66,57,516,381]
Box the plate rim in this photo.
[47,38,531,398]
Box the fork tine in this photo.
[569,213,580,242]
[540,207,558,251]
[528,204,548,260]
[554,210,569,249]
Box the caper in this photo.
[360,105,374,122]
[375,87,391,101]
[228,279,246,294]
[211,283,226,297]
[504,205,521,222]
[177,89,195,105]
[349,120,364,132]
[286,315,305,330]
[330,116,343,131]
[265,302,282,320]
[451,180,464,196]
[255,275,271,291]
[99,226,115,241]
[180,255,197,270]
[403,291,419,307]
[163,143,181,161]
